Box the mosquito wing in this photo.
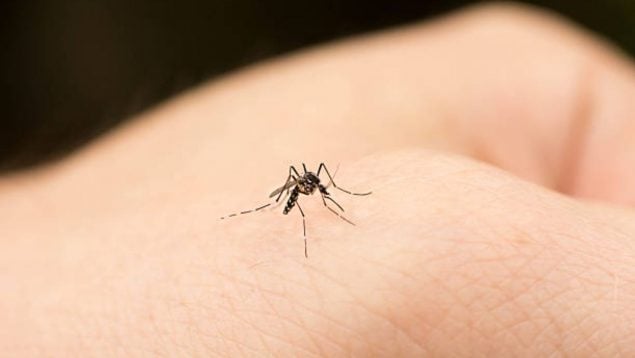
[269,179,297,198]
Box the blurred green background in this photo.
[1,1,634,172]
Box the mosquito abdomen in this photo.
[283,188,299,214]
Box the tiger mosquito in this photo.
[220,163,372,257]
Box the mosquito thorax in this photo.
[305,172,320,184]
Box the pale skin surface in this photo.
[1,3,635,356]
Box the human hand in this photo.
[2,3,635,356]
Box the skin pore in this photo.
[1,3,635,356]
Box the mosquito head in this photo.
[297,172,320,195]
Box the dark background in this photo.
[2,1,634,173]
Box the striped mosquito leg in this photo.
[320,194,355,226]
[317,163,372,196]
[322,192,345,212]
[271,189,290,209]
[296,202,308,258]
[324,163,340,189]
[219,203,271,220]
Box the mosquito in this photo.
[220,163,372,257]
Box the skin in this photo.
[1,3,635,356]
